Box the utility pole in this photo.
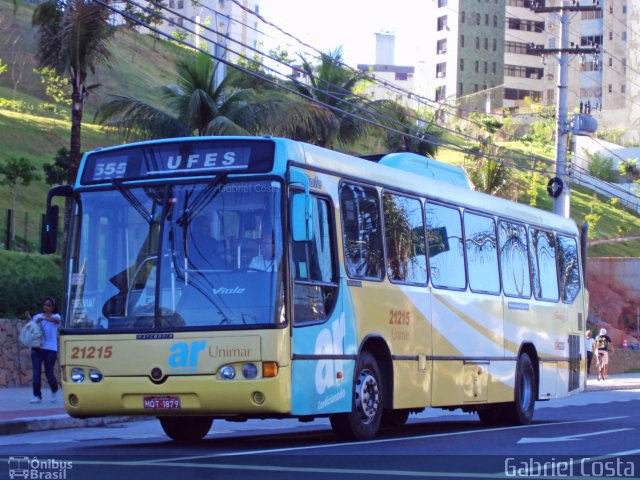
[529,1,600,218]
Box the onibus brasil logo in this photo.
[8,457,73,479]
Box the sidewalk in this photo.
[0,388,136,436]
[1,373,639,436]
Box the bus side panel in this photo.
[390,286,432,409]
[503,299,566,399]
[431,290,504,407]
[290,278,357,416]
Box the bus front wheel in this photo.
[330,351,383,441]
[159,416,213,442]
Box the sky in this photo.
[259,0,430,67]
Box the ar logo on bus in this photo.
[314,317,346,395]
[168,341,205,370]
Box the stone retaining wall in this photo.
[0,318,61,388]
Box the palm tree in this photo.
[96,52,333,141]
[32,0,113,185]
[372,100,441,157]
[290,48,369,148]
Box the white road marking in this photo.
[517,428,634,444]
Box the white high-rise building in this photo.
[158,0,262,64]
[357,33,416,109]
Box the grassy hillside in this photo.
[0,0,182,217]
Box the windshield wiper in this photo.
[112,179,154,223]
[176,173,228,227]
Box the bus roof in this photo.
[290,139,579,236]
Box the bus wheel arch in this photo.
[506,347,538,425]
[330,338,391,441]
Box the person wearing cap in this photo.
[595,328,615,380]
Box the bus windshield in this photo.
[66,179,284,331]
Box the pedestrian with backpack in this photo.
[595,328,615,380]
[28,297,61,404]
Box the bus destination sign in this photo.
[81,139,275,184]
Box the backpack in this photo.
[19,320,44,348]
[596,335,608,351]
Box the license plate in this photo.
[143,396,181,410]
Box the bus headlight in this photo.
[242,363,258,379]
[71,368,85,383]
[219,365,236,380]
[89,369,103,383]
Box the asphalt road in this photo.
[1,390,639,480]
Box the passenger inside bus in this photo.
[188,216,226,271]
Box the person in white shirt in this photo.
[249,232,278,271]
[29,297,61,404]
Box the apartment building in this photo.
[425,1,637,141]
[157,0,262,64]
[357,33,416,109]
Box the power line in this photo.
[107,0,558,172]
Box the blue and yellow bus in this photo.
[44,136,588,441]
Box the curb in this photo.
[586,384,640,392]
[0,415,137,436]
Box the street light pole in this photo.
[553,5,571,218]
[529,1,601,219]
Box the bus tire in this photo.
[159,416,213,442]
[381,409,410,428]
[505,353,536,425]
[330,351,383,441]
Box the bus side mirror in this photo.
[291,193,314,242]
[42,185,72,254]
[42,206,59,254]
[288,168,313,241]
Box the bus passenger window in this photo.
[529,228,559,302]
[292,197,337,324]
[339,183,384,280]
[557,235,580,303]
[498,221,531,298]
[464,212,499,294]
[382,193,427,284]
[425,203,466,290]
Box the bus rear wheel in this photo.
[159,416,213,442]
[330,352,383,441]
[505,353,536,425]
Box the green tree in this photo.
[584,150,616,182]
[375,102,441,156]
[96,52,333,141]
[584,194,603,239]
[617,158,639,177]
[0,58,6,77]
[464,115,511,195]
[0,157,41,240]
[32,0,114,186]
[43,147,73,186]
[290,48,368,148]
[34,66,71,115]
